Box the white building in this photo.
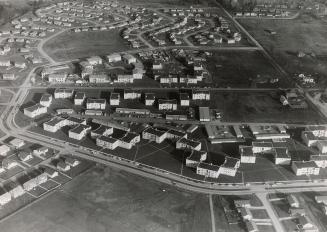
[2,73,15,80]
[9,138,25,149]
[89,74,110,83]
[239,146,256,163]
[219,157,240,177]
[124,90,141,99]
[192,90,210,100]
[144,93,155,106]
[110,93,120,106]
[86,98,106,110]
[179,93,190,106]
[196,162,220,178]
[74,92,86,105]
[158,99,177,111]
[0,144,10,157]
[122,54,136,64]
[274,147,291,165]
[185,150,207,168]
[311,155,327,168]
[39,93,52,107]
[24,104,47,118]
[142,127,167,144]
[107,53,121,63]
[48,73,67,83]
[87,56,102,65]
[176,138,201,151]
[68,124,91,140]
[54,88,74,99]
[292,161,320,176]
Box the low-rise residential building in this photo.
[86,98,106,110]
[54,88,74,99]
[122,54,136,64]
[18,151,33,162]
[0,144,10,156]
[192,90,210,100]
[219,156,240,177]
[89,74,110,83]
[274,147,291,165]
[107,53,121,63]
[239,146,256,163]
[57,160,70,171]
[74,92,86,105]
[179,93,190,106]
[39,93,52,107]
[196,162,220,178]
[124,90,141,99]
[91,125,113,138]
[43,117,66,132]
[87,56,102,65]
[292,161,320,176]
[0,187,11,205]
[65,157,80,167]
[142,127,167,144]
[96,136,120,150]
[110,93,120,106]
[4,181,25,199]
[287,194,300,208]
[158,99,177,111]
[311,155,327,168]
[9,138,24,149]
[48,73,67,83]
[185,150,207,168]
[144,93,155,106]
[2,73,15,80]
[24,104,47,118]
[68,124,91,140]
[176,138,201,151]
[199,107,210,122]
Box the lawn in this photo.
[206,51,289,88]
[0,166,214,232]
[239,14,327,87]
[43,29,131,62]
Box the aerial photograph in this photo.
[0,0,326,231]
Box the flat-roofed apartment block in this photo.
[252,141,273,154]
[110,92,120,106]
[199,106,210,122]
[292,161,320,176]
[74,92,86,105]
[43,117,66,132]
[24,104,47,118]
[219,156,240,177]
[54,88,74,99]
[39,93,52,107]
[239,145,256,163]
[249,125,290,140]
[158,99,177,111]
[89,74,110,83]
[176,138,201,151]
[142,127,167,143]
[69,124,91,140]
[65,116,87,126]
[123,89,141,99]
[311,155,327,168]
[87,56,102,66]
[48,73,67,83]
[186,150,207,168]
[196,162,220,178]
[179,93,190,106]
[107,53,121,63]
[144,93,155,106]
[192,90,210,100]
[274,147,291,165]
[91,125,113,138]
[86,98,106,110]
[97,136,120,150]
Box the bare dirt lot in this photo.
[0,166,214,232]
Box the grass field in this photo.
[0,166,215,232]
[238,14,327,87]
[43,29,130,62]
[206,51,289,88]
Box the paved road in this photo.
[257,193,285,232]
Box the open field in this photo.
[0,166,214,232]
[207,51,289,88]
[238,14,327,87]
[43,29,130,62]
